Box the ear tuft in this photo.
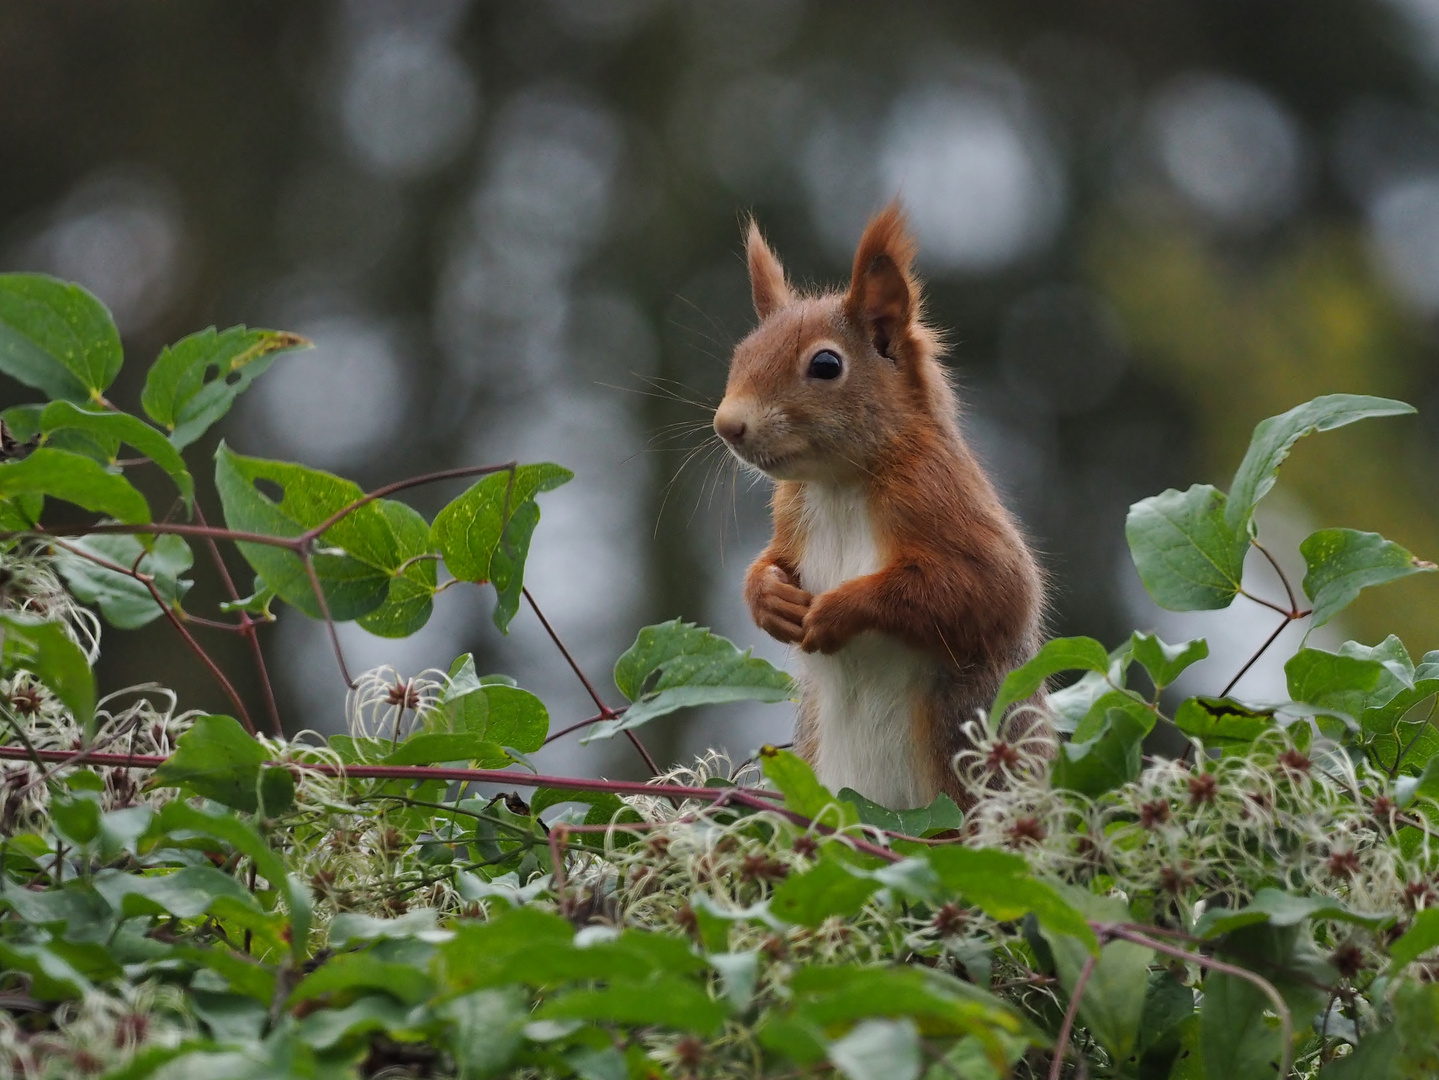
[746,219,791,321]
[844,202,919,360]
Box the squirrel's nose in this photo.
[714,407,747,445]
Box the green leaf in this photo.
[1195,888,1384,939]
[1051,705,1152,796]
[150,801,308,961]
[1173,697,1276,751]
[38,401,194,509]
[1126,484,1245,612]
[51,792,102,846]
[355,499,436,638]
[52,532,193,629]
[440,655,549,753]
[1287,646,1410,721]
[288,953,435,1007]
[0,613,95,729]
[142,325,310,449]
[924,846,1097,953]
[92,864,258,921]
[440,988,528,1078]
[0,273,122,401]
[769,856,881,926]
[584,619,796,742]
[430,463,572,631]
[1226,394,1415,538]
[1301,528,1436,628]
[0,447,150,524]
[838,789,964,836]
[1317,1027,1400,1080]
[1045,890,1152,1063]
[760,746,858,826]
[214,443,434,624]
[383,732,508,767]
[537,974,729,1035]
[1389,908,1439,973]
[990,636,1110,726]
[1199,970,1281,1080]
[1130,632,1209,690]
[152,713,294,814]
[828,1018,921,1080]
[785,964,1029,1044]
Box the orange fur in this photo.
[716,203,1047,809]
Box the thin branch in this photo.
[1048,950,1100,1080]
[0,743,784,803]
[48,536,255,733]
[1238,588,1293,618]
[1220,614,1293,699]
[522,586,662,778]
[542,710,618,746]
[1252,539,1299,613]
[195,502,283,737]
[302,549,353,688]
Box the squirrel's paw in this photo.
[799,591,859,655]
[748,565,811,645]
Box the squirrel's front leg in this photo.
[800,575,880,655]
[745,559,812,645]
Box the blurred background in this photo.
[4,0,1439,781]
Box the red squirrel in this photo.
[712,204,1046,810]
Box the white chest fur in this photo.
[796,485,932,809]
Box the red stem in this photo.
[47,537,256,733]
[194,502,284,737]
[0,743,784,802]
[1048,950,1100,1080]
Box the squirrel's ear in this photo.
[746,220,791,320]
[844,203,918,361]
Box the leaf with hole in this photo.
[0,447,150,524]
[214,444,436,624]
[584,619,795,742]
[1174,697,1276,752]
[142,325,310,449]
[53,532,193,629]
[838,789,963,836]
[1126,484,1246,612]
[430,463,572,631]
[1301,528,1435,628]
[0,273,122,402]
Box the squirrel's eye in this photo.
[807,349,843,380]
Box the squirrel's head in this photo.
[713,203,944,484]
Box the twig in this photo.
[542,710,619,746]
[1048,950,1101,1080]
[522,587,661,778]
[195,502,283,737]
[47,536,256,733]
[1252,539,1299,613]
[1220,614,1293,699]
